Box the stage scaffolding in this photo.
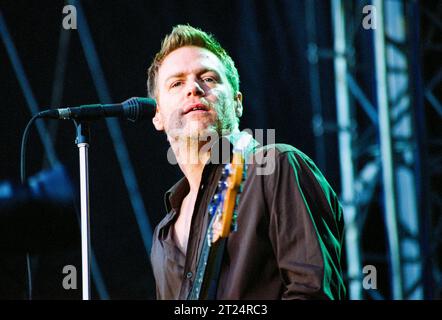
[307,0,439,299]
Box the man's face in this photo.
[153,46,242,141]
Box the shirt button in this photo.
[186,271,193,279]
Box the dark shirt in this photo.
[150,133,346,299]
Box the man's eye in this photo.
[203,77,216,83]
[170,81,182,88]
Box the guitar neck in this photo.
[187,231,211,300]
[187,151,245,300]
[188,239,225,300]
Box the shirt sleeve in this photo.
[264,149,346,300]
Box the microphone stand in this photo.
[75,121,91,300]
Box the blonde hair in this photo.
[147,24,240,98]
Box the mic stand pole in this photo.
[75,121,91,300]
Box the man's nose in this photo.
[187,81,205,97]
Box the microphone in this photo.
[37,97,156,122]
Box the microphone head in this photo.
[122,97,156,122]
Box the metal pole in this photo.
[76,122,91,300]
[78,143,91,300]
[331,0,362,300]
[373,0,403,299]
[385,0,423,299]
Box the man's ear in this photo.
[235,91,243,118]
[152,107,164,131]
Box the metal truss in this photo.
[307,0,433,299]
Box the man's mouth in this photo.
[183,103,209,115]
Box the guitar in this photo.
[187,151,245,300]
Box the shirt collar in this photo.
[164,176,189,213]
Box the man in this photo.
[148,24,346,300]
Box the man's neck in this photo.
[169,129,239,193]
[170,137,212,193]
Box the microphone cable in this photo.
[20,113,43,300]
[20,113,64,300]
[20,113,41,183]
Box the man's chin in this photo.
[166,125,218,143]
[186,126,218,141]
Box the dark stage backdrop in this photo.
[0,0,338,299]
